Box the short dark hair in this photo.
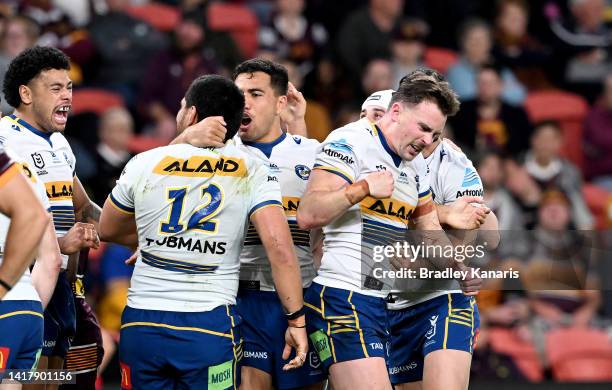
[232,58,288,96]
[479,62,504,78]
[185,75,245,142]
[393,68,461,116]
[3,46,70,109]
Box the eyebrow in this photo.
[246,88,264,94]
[418,122,433,133]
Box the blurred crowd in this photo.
[1,0,611,385]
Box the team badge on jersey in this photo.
[31,152,45,169]
[294,165,311,180]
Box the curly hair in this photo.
[3,46,70,109]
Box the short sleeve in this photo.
[442,159,483,204]
[312,134,359,184]
[247,160,283,219]
[109,155,140,214]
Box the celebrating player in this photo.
[100,75,308,390]
[360,89,394,123]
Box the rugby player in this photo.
[296,69,487,389]
[360,89,394,123]
[173,58,325,390]
[99,75,308,389]
[0,145,55,381]
[0,46,102,388]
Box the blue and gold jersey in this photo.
[237,133,318,291]
[312,118,431,298]
[0,115,75,269]
[110,140,282,312]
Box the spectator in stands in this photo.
[359,58,393,104]
[447,18,527,105]
[584,73,612,190]
[451,64,532,157]
[525,190,601,328]
[477,151,525,232]
[90,107,134,205]
[336,0,403,86]
[88,0,168,105]
[389,18,428,87]
[508,121,594,230]
[258,0,329,79]
[492,0,551,90]
[548,0,611,101]
[137,10,218,141]
[0,15,39,115]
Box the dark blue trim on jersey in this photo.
[418,188,432,198]
[8,115,53,147]
[249,199,282,219]
[375,125,401,167]
[243,132,286,158]
[140,250,218,274]
[312,164,354,184]
[109,193,135,213]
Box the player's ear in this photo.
[19,85,32,105]
[390,102,402,122]
[276,94,287,115]
[186,106,197,126]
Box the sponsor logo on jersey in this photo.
[360,196,415,223]
[243,351,268,359]
[293,136,302,144]
[18,162,36,183]
[45,181,73,201]
[144,237,227,255]
[269,162,281,173]
[283,196,300,217]
[309,351,321,368]
[31,152,45,169]
[461,167,481,188]
[208,360,233,389]
[153,156,247,177]
[397,171,411,184]
[327,139,353,153]
[267,175,278,182]
[456,188,483,198]
[389,362,418,375]
[323,148,354,164]
[294,164,311,180]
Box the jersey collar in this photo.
[8,114,53,147]
[374,124,401,167]
[242,131,286,158]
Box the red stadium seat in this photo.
[582,184,611,229]
[424,47,458,74]
[126,2,180,32]
[546,328,612,382]
[524,91,589,171]
[489,328,544,381]
[70,89,125,116]
[207,3,259,58]
[128,135,167,154]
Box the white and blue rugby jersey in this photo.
[0,115,76,269]
[312,118,431,298]
[110,140,282,312]
[389,139,484,309]
[0,145,50,302]
[237,133,318,291]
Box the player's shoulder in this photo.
[0,116,24,143]
[322,118,373,150]
[438,140,474,169]
[285,133,320,151]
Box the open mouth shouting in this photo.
[240,113,252,133]
[53,105,71,126]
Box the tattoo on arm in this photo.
[81,202,101,223]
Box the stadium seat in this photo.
[489,328,544,381]
[546,327,612,382]
[582,183,611,229]
[207,3,259,58]
[126,2,180,32]
[524,90,589,171]
[70,89,125,116]
[424,47,459,74]
[127,135,167,154]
